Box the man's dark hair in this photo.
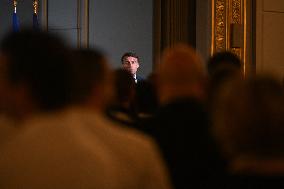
[121,52,139,63]
[0,30,72,111]
[207,51,242,76]
[70,48,106,103]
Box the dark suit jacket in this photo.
[223,175,284,189]
[147,97,226,189]
[136,75,144,84]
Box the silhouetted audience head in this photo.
[0,30,71,117]
[157,44,207,104]
[207,51,243,108]
[213,75,284,159]
[207,51,242,78]
[71,48,113,110]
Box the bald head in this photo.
[157,44,207,104]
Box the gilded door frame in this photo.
[211,0,251,75]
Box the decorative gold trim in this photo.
[77,0,81,48]
[231,0,241,24]
[83,0,89,48]
[231,47,242,58]
[42,0,48,30]
[211,0,247,75]
[33,0,39,14]
[243,0,247,76]
[231,0,242,59]
[211,0,215,55]
[215,0,227,52]
[77,0,89,48]
[13,0,17,13]
[230,0,243,70]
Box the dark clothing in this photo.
[105,106,138,127]
[135,80,158,115]
[136,75,144,83]
[134,75,144,85]
[105,105,150,132]
[223,175,284,189]
[147,98,226,189]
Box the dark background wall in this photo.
[0,0,10,40]
[47,0,80,47]
[89,0,153,77]
[47,0,153,77]
[0,0,153,77]
[0,0,208,77]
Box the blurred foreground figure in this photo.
[207,51,242,108]
[149,44,225,189]
[207,51,242,79]
[213,75,284,188]
[0,31,172,189]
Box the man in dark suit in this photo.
[147,44,226,189]
[121,52,144,83]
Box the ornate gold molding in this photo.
[231,0,241,24]
[212,0,247,74]
[212,0,227,53]
[13,0,17,13]
[41,0,48,30]
[230,0,242,68]
[33,0,39,14]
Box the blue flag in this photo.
[33,13,39,30]
[13,12,20,32]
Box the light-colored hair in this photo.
[157,44,206,86]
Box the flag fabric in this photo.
[33,13,39,30]
[33,0,40,30]
[12,12,20,32]
[12,0,40,31]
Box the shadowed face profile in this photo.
[122,56,139,75]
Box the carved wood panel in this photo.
[212,0,247,74]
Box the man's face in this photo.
[122,56,139,75]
